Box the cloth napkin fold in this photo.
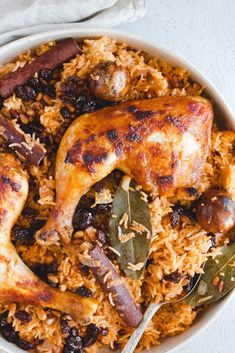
[0,0,147,45]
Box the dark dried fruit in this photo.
[21,207,39,219]
[17,339,34,351]
[0,311,9,329]
[40,68,52,82]
[96,229,107,244]
[77,263,90,275]
[76,285,93,298]
[82,324,101,348]
[1,324,19,343]
[0,96,4,109]
[43,84,56,97]
[75,95,87,110]
[61,76,85,98]
[110,341,120,351]
[60,107,71,119]
[32,261,57,286]
[64,332,82,350]
[60,319,71,335]
[82,332,98,348]
[12,226,35,246]
[170,209,181,228]
[172,203,196,223]
[183,275,199,292]
[16,85,36,101]
[20,120,44,139]
[28,77,41,92]
[15,310,32,323]
[164,271,182,283]
[73,208,94,231]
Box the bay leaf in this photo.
[185,242,235,306]
[109,179,152,279]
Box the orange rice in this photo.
[0,36,234,353]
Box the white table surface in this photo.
[118,1,235,353]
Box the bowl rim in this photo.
[0,27,234,353]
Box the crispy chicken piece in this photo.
[36,96,213,245]
[0,153,98,323]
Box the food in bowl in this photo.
[0,36,234,353]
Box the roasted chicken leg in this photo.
[0,153,98,323]
[36,96,213,245]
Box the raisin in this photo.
[60,107,71,119]
[40,68,52,82]
[21,207,39,219]
[75,95,87,110]
[28,78,41,92]
[0,96,4,109]
[12,226,35,246]
[82,333,98,348]
[70,327,79,337]
[172,204,196,223]
[43,84,56,97]
[15,310,32,323]
[76,285,93,298]
[82,324,101,347]
[0,311,9,329]
[20,120,44,140]
[16,85,36,101]
[1,324,19,343]
[73,208,94,231]
[183,275,199,292]
[111,342,120,351]
[60,319,71,335]
[164,271,182,283]
[83,99,98,113]
[61,76,85,97]
[96,229,107,245]
[32,261,57,285]
[77,263,90,275]
[17,339,34,350]
[65,335,82,350]
[170,210,181,228]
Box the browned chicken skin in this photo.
[0,153,98,323]
[36,96,213,245]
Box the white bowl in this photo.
[0,28,234,353]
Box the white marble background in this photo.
[118,1,235,352]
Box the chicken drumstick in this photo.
[0,153,98,323]
[36,96,213,245]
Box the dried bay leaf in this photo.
[185,242,235,306]
[109,179,152,279]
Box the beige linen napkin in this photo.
[0,0,147,45]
